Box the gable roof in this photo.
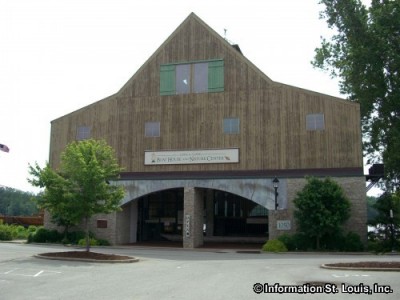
[52,13,356,123]
[118,12,274,93]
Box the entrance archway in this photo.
[132,188,268,244]
[136,188,184,242]
[212,190,268,237]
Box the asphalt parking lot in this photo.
[1,242,400,300]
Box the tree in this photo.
[368,192,400,250]
[313,0,400,189]
[0,187,38,216]
[28,139,125,251]
[366,196,379,223]
[294,177,351,249]
[27,169,78,235]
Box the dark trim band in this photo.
[119,168,364,181]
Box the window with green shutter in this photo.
[160,59,224,95]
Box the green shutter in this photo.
[208,60,224,92]
[160,65,176,95]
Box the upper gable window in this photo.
[160,59,224,95]
[306,114,325,131]
[76,126,91,140]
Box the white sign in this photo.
[144,149,239,165]
[277,220,291,230]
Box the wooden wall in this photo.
[49,14,362,173]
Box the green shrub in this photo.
[12,225,29,239]
[66,231,87,244]
[97,239,111,246]
[277,233,314,251]
[61,237,71,245]
[262,239,288,252]
[28,225,39,233]
[78,238,99,246]
[30,228,49,243]
[27,233,34,243]
[342,232,364,252]
[0,224,13,241]
[277,234,295,250]
[29,228,63,243]
[47,229,63,242]
[0,224,29,240]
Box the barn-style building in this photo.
[48,13,366,247]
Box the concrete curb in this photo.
[34,254,139,263]
[320,264,400,272]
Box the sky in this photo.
[0,0,378,195]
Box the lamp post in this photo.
[390,209,395,253]
[273,177,279,210]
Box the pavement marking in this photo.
[332,274,370,278]
[2,268,61,277]
[34,270,44,277]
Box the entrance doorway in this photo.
[137,188,183,241]
[212,190,268,237]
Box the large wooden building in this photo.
[48,13,366,247]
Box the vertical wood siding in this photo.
[49,15,362,173]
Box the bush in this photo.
[29,228,63,243]
[342,232,364,252]
[262,239,288,252]
[26,228,109,246]
[277,231,365,252]
[0,223,31,240]
[78,238,99,246]
[97,239,111,246]
[28,225,39,234]
[277,233,314,251]
[66,231,86,244]
[13,225,29,239]
[0,224,13,241]
[277,234,295,250]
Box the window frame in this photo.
[223,118,240,134]
[160,59,224,95]
[76,126,91,140]
[306,113,325,131]
[145,121,160,137]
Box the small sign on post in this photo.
[185,215,191,237]
[277,220,291,230]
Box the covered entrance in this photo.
[116,177,286,248]
[213,190,268,237]
[135,188,268,243]
[137,188,184,241]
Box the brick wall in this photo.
[269,177,367,244]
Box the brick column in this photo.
[183,187,204,248]
[268,209,296,240]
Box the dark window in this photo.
[97,219,108,228]
[306,114,325,131]
[76,126,90,140]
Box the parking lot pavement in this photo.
[1,243,400,300]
